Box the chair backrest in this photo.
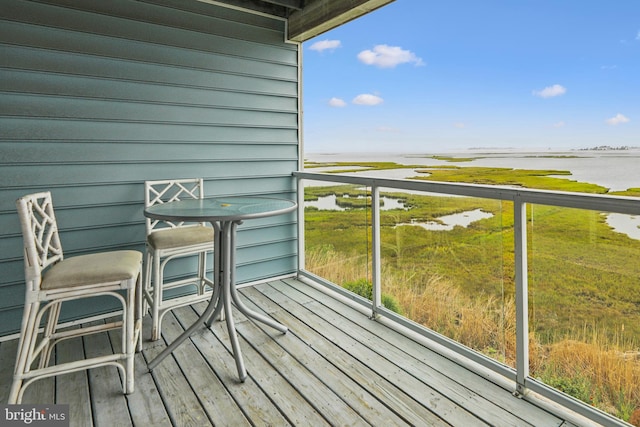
[144,178,205,234]
[16,192,63,292]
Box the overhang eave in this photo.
[287,0,395,42]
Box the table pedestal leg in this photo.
[230,281,288,333]
[148,219,288,383]
[147,279,222,371]
[220,221,246,381]
[205,221,224,326]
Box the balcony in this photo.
[5,0,637,425]
[0,279,593,426]
[2,172,638,426]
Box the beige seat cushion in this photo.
[42,250,142,290]
[147,225,214,250]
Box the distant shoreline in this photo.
[306,147,640,155]
[304,150,640,192]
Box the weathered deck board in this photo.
[271,279,564,426]
[0,278,583,426]
[236,286,449,425]
[0,338,56,406]
[144,328,212,426]
[233,315,371,425]
[270,283,476,423]
[56,335,93,426]
[249,282,491,425]
[177,306,332,426]
[231,297,418,426]
[0,339,18,403]
[109,329,172,427]
[172,305,324,426]
[283,280,562,425]
[159,310,251,426]
[84,324,132,427]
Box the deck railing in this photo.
[294,170,640,427]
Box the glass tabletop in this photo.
[144,196,297,222]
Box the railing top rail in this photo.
[294,171,640,215]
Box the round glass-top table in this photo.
[144,196,297,223]
[144,196,297,381]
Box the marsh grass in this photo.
[429,155,478,162]
[535,334,640,421]
[305,245,640,422]
[414,166,609,193]
[611,188,640,197]
[304,161,425,173]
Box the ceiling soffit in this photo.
[201,0,395,42]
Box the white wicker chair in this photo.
[9,191,142,404]
[144,178,214,341]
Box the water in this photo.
[461,151,640,192]
[306,149,640,191]
[304,149,640,240]
[307,195,492,231]
[306,194,406,211]
[606,214,640,240]
[396,209,494,231]
[303,167,421,188]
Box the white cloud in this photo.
[605,113,630,125]
[533,84,567,98]
[309,39,341,52]
[636,30,640,40]
[352,94,384,106]
[601,65,617,70]
[357,45,424,68]
[553,121,566,128]
[453,122,466,129]
[328,97,347,107]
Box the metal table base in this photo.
[147,220,288,381]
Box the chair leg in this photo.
[136,272,143,353]
[9,301,40,404]
[143,250,152,316]
[151,251,162,341]
[124,277,137,394]
[38,302,62,369]
[8,377,23,405]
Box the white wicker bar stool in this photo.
[144,178,215,341]
[9,191,142,404]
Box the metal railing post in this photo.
[297,176,306,273]
[371,184,382,318]
[514,197,529,396]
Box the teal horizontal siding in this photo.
[2,94,298,127]
[1,160,299,187]
[3,0,297,62]
[1,141,299,164]
[0,118,299,142]
[1,46,298,97]
[0,0,299,337]
[0,70,298,111]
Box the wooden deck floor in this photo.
[0,278,583,426]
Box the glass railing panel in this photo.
[297,170,640,426]
[528,205,640,422]
[303,181,373,288]
[377,191,514,366]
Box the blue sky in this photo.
[301,1,640,153]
